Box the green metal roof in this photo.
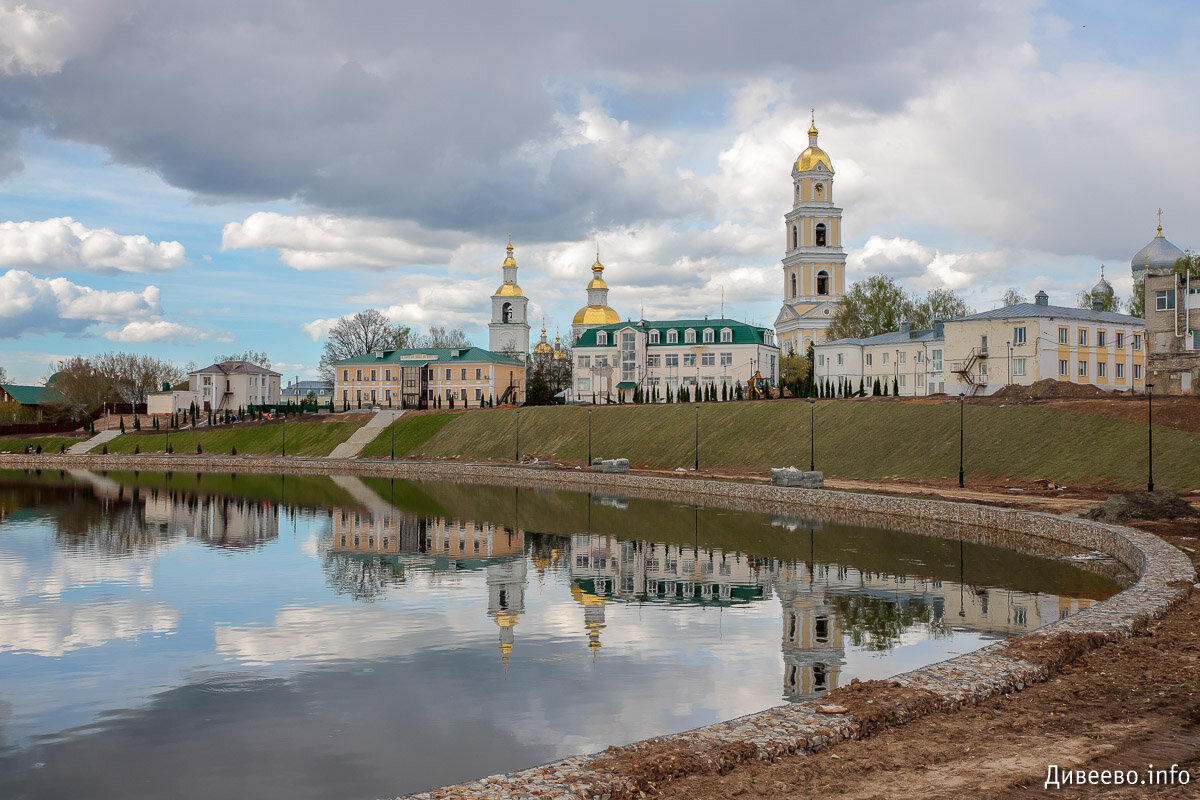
[574,318,774,349]
[615,381,637,389]
[0,384,64,406]
[334,346,523,367]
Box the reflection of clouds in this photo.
[0,550,155,604]
[0,600,179,657]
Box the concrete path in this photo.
[326,409,402,459]
[329,475,398,516]
[66,429,122,455]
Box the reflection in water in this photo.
[0,470,1118,800]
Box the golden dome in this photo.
[587,256,608,290]
[495,282,524,297]
[533,326,554,354]
[494,612,520,628]
[552,333,566,360]
[572,305,621,325]
[796,146,832,172]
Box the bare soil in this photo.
[597,492,1200,800]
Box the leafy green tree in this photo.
[1127,282,1145,318]
[910,288,972,328]
[828,275,911,340]
[1172,251,1200,278]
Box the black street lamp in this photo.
[282,411,287,458]
[587,408,592,466]
[1147,382,1155,492]
[694,404,700,471]
[390,411,396,460]
[958,392,965,488]
[809,398,816,471]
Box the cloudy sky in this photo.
[1,0,1197,382]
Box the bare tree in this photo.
[0,365,8,385]
[318,309,412,381]
[1001,288,1026,307]
[214,349,272,368]
[411,325,471,349]
[45,357,116,416]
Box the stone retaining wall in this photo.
[1,453,1194,800]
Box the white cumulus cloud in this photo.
[0,217,187,273]
[0,4,74,76]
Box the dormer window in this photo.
[667,329,678,344]
[596,331,608,346]
[649,330,660,344]
[702,328,714,343]
[720,328,733,343]
[684,329,696,344]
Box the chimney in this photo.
[933,319,944,338]
[1092,298,1104,312]
[899,320,911,336]
[1034,290,1049,306]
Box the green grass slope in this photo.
[359,413,458,458]
[0,436,85,454]
[96,420,360,458]
[401,402,1200,490]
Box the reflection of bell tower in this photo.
[774,569,845,700]
[489,237,531,359]
[486,557,528,673]
[571,585,608,658]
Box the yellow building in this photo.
[775,114,846,356]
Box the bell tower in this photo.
[489,237,531,359]
[775,113,846,357]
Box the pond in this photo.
[0,469,1122,800]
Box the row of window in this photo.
[1057,361,1140,379]
[342,387,488,402]
[579,352,737,369]
[342,366,491,382]
[1056,328,1140,349]
[818,349,944,371]
[595,327,736,346]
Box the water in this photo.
[0,469,1122,799]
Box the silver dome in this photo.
[1131,234,1185,277]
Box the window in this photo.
[342,369,349,381]
[578,355,591,368]
[1133,334,1142,350]
[1059,327,1069,345]
[915,351,923,363]
[815,223,827,247]
[1013,326,1027,346]
[1156,290,1176,311]
[1098,362,1106,378]
[1078,360,1087,377]
[667,329,678,343]
[647,354,661,367]
[720,352,732,366]
[882,352,889,365]
[1014,358,1026,376]
[865,353,873,366]
[460,368,467,380]
[370,369,377,380]
[836,353,844,365]
[579,377,592,391]
[898,374,906,387]
[460,388,467,401]
[702,353,715,366]
[684,329,696,344]
[649,330,660,344]
[816,270,829,295]
[445,368,451,380]
[1116,363,1125,379]
[1078,329,1088,347]
[665,354,678,367]
[818,354,825,367]
[1059,359,1068,376]
[1097,330,1106,348]
[596,331,608,345]
[383,369,391,381]
[899,351,906,364]
[1116,332,1125,348]
[594,355,608,368]
[1134,364,1142,379]
[791,226,798,249]
[790,273,797,297]
[683,354,696,367]
[356,369,363,380]
[720,328,732,342]
[703,328,714,343]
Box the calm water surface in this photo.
[0,469,1122,799]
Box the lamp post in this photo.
[694,404,700,471]
[587,408,592,466]
[958,392,965,488]
[1146,382,1154,492]
[809,398,815,471]
[281,411,286,458]
[390,410,396,460]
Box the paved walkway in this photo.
[66,429,122,455]
[326,409,402,459]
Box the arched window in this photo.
[702,328,714,343]
[684,328,696,344]
[666,329,678,344]
[790,273,797,297]
[596,331,607,346]
[792,226,798,249]
[816,270,829,296]
[720,328,733,343]
[502,302,513,323]
[815,223,827,247]
[648,330,660,344]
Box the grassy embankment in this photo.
[359,413,459,458]
[0,436,85,453]
[363,401,1200,491]
[96,420,361,458]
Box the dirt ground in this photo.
[597,488,1200,800]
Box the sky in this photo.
[0,0,1197,384]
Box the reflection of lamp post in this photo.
[587,409,592,465]
[694,405,700,471]
[809,399,816,471]
[1147,382,1155,492]
[958,393,965,488]
[959,539,966,618]
[515,408,520,462]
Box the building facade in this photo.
[187,361,281,411]
[334,346,525,408]
[775,116,846,357]
[571,318,779,402]
[1144,271,1200,395]
[814,322,947,396]
[488,239,531,359]
[280,380,334,405]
